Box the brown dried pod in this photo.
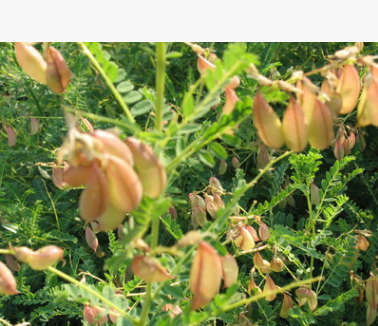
[131,255,173,283]
[5,255,20,272]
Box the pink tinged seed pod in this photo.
[52,162,70,189]
[5,255,20,272]
[333,140,345,161]
[308,99,334,150]
[197,55,216,75]
[296,78,317,125]
[28,245,64,271]
[336,64,360,114]
[4,125,17,147]
[189,193,206,210]
[367,304,377,326]
[0,261,18,295]
[12,246,34,264]
[62,164,92,187]
[85,227,99,252]
[234,226,255,251]
[357,69,378,127]
[204,194,217,218]
[245,225,260,242]
[168,206,178,220]
[356,235,369,251]
[295,287,318,312]
[257,144,270,170]
[223,87,239,115]
[209,176,224,194]
[280,292,294,319]
[92,130,134,166]
[253,92,284,149]
[282,97,308,152]
[190,242,222,310]
[253,252,271,274]
[213,192,225,209]
[264,275,277,302]
[79,163,109,223]
[45,46,71,94]
[106,155,143,212]
[30,118,39,135]
[125,137,167,198]
[15,42,47,84]
[162,304,183,318]
[83,305,108,324]
[258,222,270,241]
[227,76,240,90]
[220,253,239,288]
[321,79,342,117]
[131,255,173,282]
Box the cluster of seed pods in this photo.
[15,42,71,94]
[189,177,225,228]
[54,118,166,232]
[0,245,64,295]
[252,45,378,153]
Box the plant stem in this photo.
[48,266,138,325]
[155,43,166,132]
[77,42,135,123]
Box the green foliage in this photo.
[1,42,378,326]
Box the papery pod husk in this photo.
[4,125,17,147]
[161,303,183,318]
[204,194,217,218]
[190,241,222,310]
[321,79,342,117]
[131,255,173,282]
[92,130,134,166]
[336,64,360,114]
[220,253,239,288]
[295,287,308,307]
[258,222,270,241]
[15,42,47,84]
[45,46,71,93]
[0,261,18,295]
[270,257,284,272]
[257,144,270,170]
[308,98,334,150]
[28,245,64,270]
[297,77,317,125]
[357,235,369,251]
[168,206,178,220]
[232,156,241,168]
[79,163,109,222]
[30,117,39,135]
[366,276,378,307]
[223,87,239,115]
[5,255,20,272]
[367,304,377,326]
[218,159,227,175]
[209,176,224,194]
[106,155,143,212]
[189,193,206,210]
[282,97,308,152]
[253,252,270,274]
[191,206,207,229]
[253,92,284,149]
[125,137,167,198]
[263,275,277,302]
[306,289,318,311]
[248,277,262,294]
[62,164,92,187]
[280,292,294,319]
[95,204,126,232]
[236,226,255,251]
[85,226,99,252]
[83,305,108,324]
[357,71,378,127]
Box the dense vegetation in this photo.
[1,42,378,326]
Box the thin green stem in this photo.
[155,42,166,132]
[187,276,323,326]
[48,266,138,325]
[77,42,135,123]
[305,192,315,282]
[0,249,12,255]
